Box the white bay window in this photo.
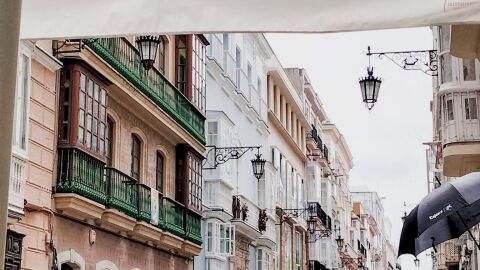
[205,221,235,256]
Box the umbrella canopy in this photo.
[399,172,480,257]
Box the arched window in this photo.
[57,249,85,270]
[131,134,141,180]
[106,117,114,167]
[156,152,164,193]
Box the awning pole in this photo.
[457,211,480,250]
[0,0,22,265]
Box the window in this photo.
[247,64,252,85]
[12,53,30,152]
[158,37,166,75]
[205,221,235,256]
[446,99,454,121]
[206,222,214,252]
[275,215,281,270]
[156,152,164,192]
[440,54,453,84]
[131,135,141,180]
[257,248,269,270]
[77,72,108,155]
[106,117,114,167]
[207,121,218,145]
[286,224,292,270]
[463,59,477,81]
[192,35,207,112]
[295,232,303,270]
[439,25,451,52]
[465,98,478,120]
[236,47,241,87]
[176,35,188,95]
[188,152,203,210]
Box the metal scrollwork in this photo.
[308,229,332,243]
[203,146,260,169]
[368,46,438,76]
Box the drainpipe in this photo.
[0,0,22,265]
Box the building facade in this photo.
[195,32,272,270]
[6,35,207,269]
[428,25,480,270]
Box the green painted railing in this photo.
[137,184,152,223]
[56,148,201,244]
[57,148,107,204]
[185,209,202,245]
[164,197,185,238]
[106,167,138,217]
[84,38,206,144]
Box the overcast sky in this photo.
[267,27,434,269]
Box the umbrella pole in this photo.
[457,211,480,250]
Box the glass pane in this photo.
[440,54,453,84]
[440,25,450,52]
[463,59,476,81]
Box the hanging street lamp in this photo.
[135,35,162,70]
[251,153,266,180]
[358,45,438,110]
[359,47,382,110]
[336,235,345,251]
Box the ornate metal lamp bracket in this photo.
[367,46,438,76]
[202,146,261,169]
[308,229,332,243]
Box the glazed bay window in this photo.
[257,248,271,270]
[175,35,208,113]
[205,221,235,256]
[59,63,109,160]
[176,145,203,211]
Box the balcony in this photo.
[84,38,205,144]
[306,129,329,164]
[308,202,332,230]
[438,91,480,176]
[8,154,27,219]
[55,147,202,252]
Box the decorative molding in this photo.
[32,44,63,71]
[96,260,119,270]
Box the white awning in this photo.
[451,24,480,59]
[20,0,480,40]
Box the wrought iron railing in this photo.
[306,129,324,154]
[57,148,107,204]
[84,38,205,144]
[164,197,186,238]
[308,201,332,230]
[56,147,201,244]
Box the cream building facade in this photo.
[428,25,480,270]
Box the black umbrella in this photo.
[399,172,480,256]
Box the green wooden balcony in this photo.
[56,147,201,244]
[105,167,138,218]
[84,38,205,144]
[185,209,202,245]
[57,147,107,205]
[164,197,185,238]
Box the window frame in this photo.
[58,63,109,161]
[205,221,235,256]
[131,134,142,181]
[295,231,303,270]
[12,48,32,156]
[156,151,165,193]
